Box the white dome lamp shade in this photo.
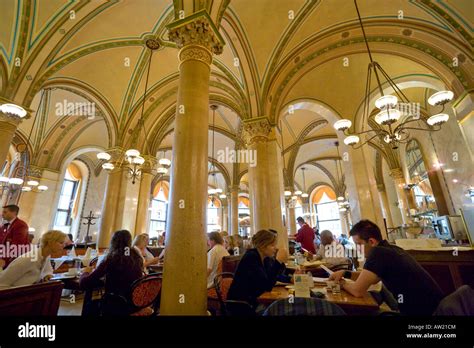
[344,135,360,146]
[334,119,352,131]
[97,152,111,161]
[0,103,27,118]
[428,91,454,106]
[427,113,449,126]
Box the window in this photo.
[207,199,220,232]
[313,191,342,236]
[149,188,168,239]
[53,172,78,232]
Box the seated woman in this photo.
[227,229,288,309]
[132,233,160,271]
[207,232,229,289]
[80,230,144,313]
[0,230,67,289]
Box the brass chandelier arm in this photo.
[350,132,382,150]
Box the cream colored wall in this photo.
[382,159,403,227]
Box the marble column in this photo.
[230,185,239,235]
[287,201,297,236]
[348,147,386,236]
[243,118,287,249]
[134,170,153,237]
[377,183,394,228]
[390,168,411,225]
[160,15,224,315]
[222,200,229,232]
[98,164,124,248]
[0,111,22,166]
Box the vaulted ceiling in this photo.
[1,0,472,194]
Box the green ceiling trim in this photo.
[271,35,471,118]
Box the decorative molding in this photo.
[242,117,272,145]
[179,44,212,65]
[167,11,224,55]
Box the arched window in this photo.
[207,197,221,232]
[238,196,250,236]
[53,162,84,236]
[312,186,342,236]
[149,184,168,239]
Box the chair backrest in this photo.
[130,274,162,310]
[434,285,474,316]
[222,255,242,274]
[213,272,234,303]
[0,281,64,316]
[263,298,346,316]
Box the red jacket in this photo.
[296,223,316,254]
[0,217,29,267]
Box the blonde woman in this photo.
[227,229,288,308]
[0,230,68,288]
[132,233,160,269]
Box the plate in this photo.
[51,273,77,280]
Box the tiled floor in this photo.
[58,291,84,316]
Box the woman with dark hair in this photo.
[80,230,144,314]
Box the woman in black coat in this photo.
[227,229,288,308]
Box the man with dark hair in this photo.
[295,216,315,254]
[0,205,30,269]
[329,219,444,315]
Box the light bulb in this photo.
[344,135,360,146]
[37,185,48,191]
[27,180,39,186]
[428,91,454,106]
[102,163,115,171]
[0,103,27,118]
[97,152,111,161]
[427,113,449,126]
[334,119,352,131]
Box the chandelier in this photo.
[334,141,350,212]
[208,105,226,201]
[333,0,454,150]
[0,92,49,201]
[97,39,170,184]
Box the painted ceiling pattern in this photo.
[0,0,472,194]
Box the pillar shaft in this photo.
[230,185,239,235]
[377,185,394,228]
[244,119,287,249]
[134,171,153,237]
[160,16,223,315]
[98,167,123,248]
[287,203,297,236]
[390,168,411,225]
[0,112,21,166]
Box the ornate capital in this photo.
[242,118,272,146]
[0,111,22,129]
[167,11,224,55]
[389,168,404,180]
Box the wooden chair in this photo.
[212,272,234,315]
[0,281,64,316]
[222,255,242,274]
[129,274,162,316]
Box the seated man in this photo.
[314,230,349,267]
[329,220,444,315]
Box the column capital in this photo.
[389,167,404,180]
[242,117,272,146]
[167,10,224,55]
[229,184,240,193]
[0,111,23,128]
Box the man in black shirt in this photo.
[329,220,444,315]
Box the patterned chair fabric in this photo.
[130,275,162,309]
[263,297,346,316]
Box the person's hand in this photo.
[42,274,53,282]
[328,270,345,282]
[83,266,93,274]
[152,257,160,265]
[276,248,289,264]
[0,259,5,269]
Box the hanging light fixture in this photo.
[1,91,49,202]
[333,0,453,150]
[97,38,168,184]
[208,105,224,201]
[334,141,350,212]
